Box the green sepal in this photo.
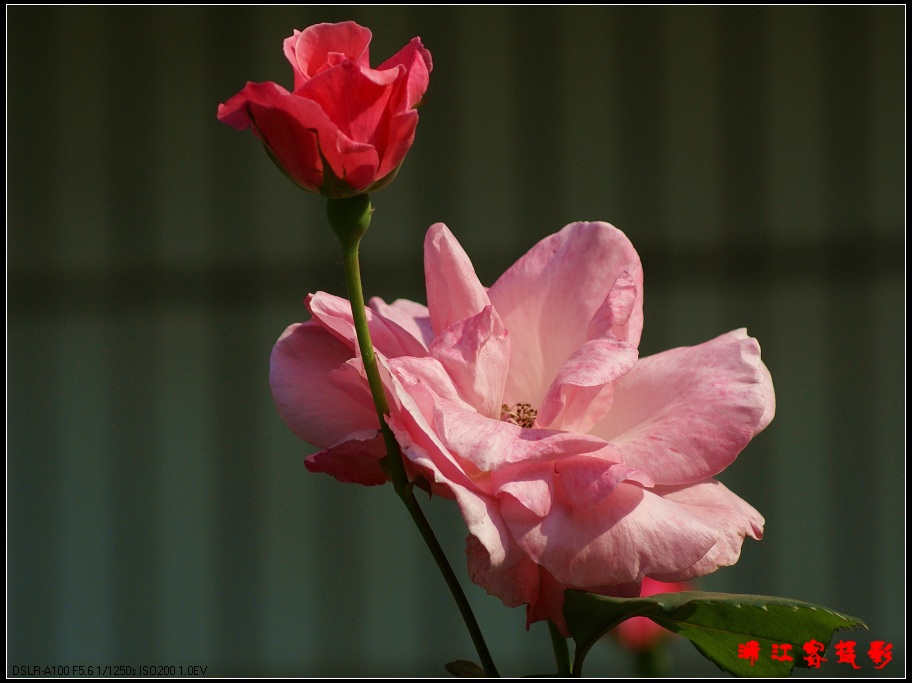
[327,194,372,247]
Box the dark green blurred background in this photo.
[8,6,904,677]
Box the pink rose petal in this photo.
[502,482,719,588]
[424,223,491,335]
[489,222,644,407]
[269,321,377,447]
[536,336,638,432]
[368,297,434,349]
[304,430,388,486]
[590,329,772,485]
[429,305,510,419]
[308,291,429,359]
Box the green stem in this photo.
[329,195,499,677]
[548,620,571,676]
[634,646,666,678]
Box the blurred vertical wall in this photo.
[8,6,904,676]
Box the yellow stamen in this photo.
[500,402,538,429]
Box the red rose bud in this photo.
[218,22,431,198]
[613,578,691,651]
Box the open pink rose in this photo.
[611,577,689,651]
[270,222,774,633]
[218,22,432,197]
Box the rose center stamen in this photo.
[500,403,538,429]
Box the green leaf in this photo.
[444,660,486,677]
[564,590,866,677]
